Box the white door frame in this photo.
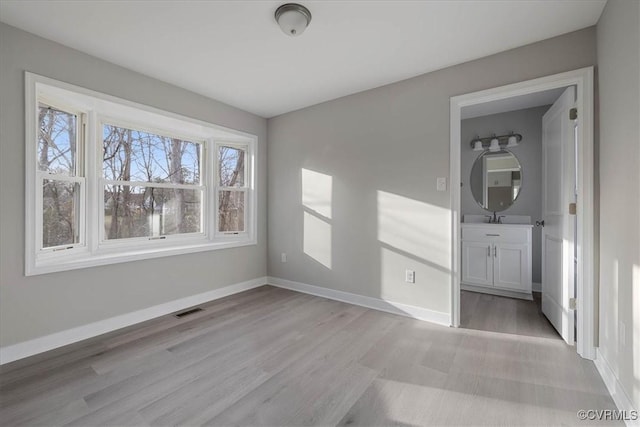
[449,67,596,360]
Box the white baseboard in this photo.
[594,349,639,426]
[268,276,450,326]
[532,281,541,292]
[0,276,268,365]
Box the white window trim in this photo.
[25,72,258,276]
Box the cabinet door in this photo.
[493,243,528,291]
[462,242,493,286]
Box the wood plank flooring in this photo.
[0,286,618,426]
[461,290,561,339]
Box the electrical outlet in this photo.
[436,177,447,192]
[281,253,287,263]
[405,269,415,283]
[619,321,626,347]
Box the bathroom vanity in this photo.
[461,222,533,300]
[461,147,533,300]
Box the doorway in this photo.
[449,67,596,359]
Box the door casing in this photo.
[449,67,596,360]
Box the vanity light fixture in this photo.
[489,137,501,152]
[506,134,519,148]
[275,3,312,36]
[469,133,523,151]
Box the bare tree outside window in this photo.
[38,104,80,248]
[38,104,76,175]
[42,180,78,247]
[102,124,202,240]
[217,146,246,232]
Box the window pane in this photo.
[218,191,245,232]
[104,185,202,240]
[38,104,77,176]
[42,179,79,248]
[103,125,201,184]
[218,146,245,187]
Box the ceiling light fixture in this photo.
[275,3,312,37]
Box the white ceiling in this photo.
[461,87,567,119]
[0,1,606,118]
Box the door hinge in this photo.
[569,108,578,120]
[569,203,577,215]
[569,298,577,310]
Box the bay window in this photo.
[25,73,257,275]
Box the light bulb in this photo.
[489,138,500,152]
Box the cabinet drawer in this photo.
[461,227,530,243]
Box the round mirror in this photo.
[470,150,522,212]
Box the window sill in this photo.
[27,238,257,276]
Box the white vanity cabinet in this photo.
[461,224,533,300]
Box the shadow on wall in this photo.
[377,191,450,305]
[299,167,450,315]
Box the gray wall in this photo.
[0,23,268,347]
[267,28,597,316]
[461,106,549,284]
[597,0,640,412]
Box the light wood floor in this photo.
[0,286,618,426]
[461,290,562,339]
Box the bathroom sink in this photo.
[463,214,531,225]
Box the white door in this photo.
[462,241,493,286]
[541,86,576,345]
[493,243,528,291]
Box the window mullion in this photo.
[77,113,87,248]
[103,180,203,190]
[217,186,248,192]
[87,111,100,253]
[77,178,86,246]
[35,174,44,251]
[36,172,85,184]
[213,141,219,238]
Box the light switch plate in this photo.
[405,269,415,283]
[437,177,447,192]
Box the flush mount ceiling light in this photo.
[275,3,312,37]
